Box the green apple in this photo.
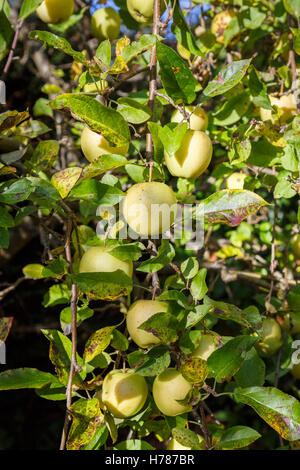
[126,299,168,348]
[176,43,191,61]
[153,368,193,416]
[122,182,177,237]
[291,362,300,380]
[260,94,297,124]
[167,436,205,450]
[164,130,212,178]
[292,234,300,259]
[126,0,166,24]
[171,106,208,132]
[36,0,74,24]
[91,7,121,42]
[79,246,133,278]
[80,126,129,162]
[226,173,247,190]
[192,334,218,361]
[211,9,236,44]
[256,318,282,356]
[101,369,148,418]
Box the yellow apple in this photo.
[153,368,193,416]
[36,0,74,24]
[164,130,212,178]
[260,94,297,124]
[291,362,300,380]
[126,0,166,24]
[192,334,218,361]
[167,435,205,450]
[171,106,208,132]
[91,7,121,42]
[83,80,109,94]
[126,299,168,348]
[122,182,177,237]
[256,318,282,356]
[80,126,129,162]
[211,9,236,44]
[101,369,148,418]
[176,43,191,61]
[226,173,247,190]
[292,234,300,259]
[79,246,133,278]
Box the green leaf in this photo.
[70,270,132,301]
[51,167,83,199]
[172,427,204,450]
[25,140,59,172]
[137,240,175,273]
[0,316,13,342]
[0,227,9,249]
[274,178,296,199]
[0,206,14,228]
[283,0,300,19]
[213,92,250,127]
[69,179,124,206]
[67,398,103,450]
[95,40,111,67]
[171,2,204,58]
[147,121,164,163]
[122,34,161,63]
[0,6,13,61]
[207,335,257,383]
[196,190,268,227]
[181,257,199,280]
[134,345,171,377]
[50,94,130,147]
[19,0,43,19]
[114,439,155,450]
[42,329,86,385]
[158,290,190,308]
[28,30,89,65]
[111,330,129,352]
[204,60,252,98]
[0,368,56,390]
[248,66,272,110]
[82,423,108,450]
[43,284,71,308]
[235,387,300,441]
[235,348,266,387]
[190,269,208,301]
[158,122,188,157]
[216,426,261,450]
[117,97,151,124]
[109,243,143,261]
[139,312,179,345]
[203,297,261,330]
[84,326,116,362]
[185,304,211,328]
[81,154,127,181]
[0,179,32,204]
[156,42,198,104]
[180,357,208,384]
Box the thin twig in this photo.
[59,218,78,451]
[2,19,24,78]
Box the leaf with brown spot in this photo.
[67,398,104,450]
[51,167,83,199]
[0,317,13,342]
[83,326,116,363]
[180,357,208,385]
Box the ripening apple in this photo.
[171,106,208,132]
[153,368,193,416]
[226,173,247,190]
[211,9,236,44]
[260,94,297,124]
[80,126,129,162]
[91,7,121,42]
[292,234,300,259]
[291,362,300,380]
[101,369,148,418]
[79,246,133,278]
[36,0,74,24]
[192,334,218,361]
[126,0,165,24]
[126,299,168,348]
[176,43,191,61]
[122,182,177,237]
[256,318,282,356]
[167,435,205,450]
[164,130,212,178]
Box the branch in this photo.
[59,217,78,451]
[146,0,161,164]
[1,19,24,79]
